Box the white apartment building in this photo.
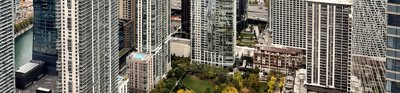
[305,0,352,92]
[0,0,15,92]
[57,0,119,92]
[305,0,387,92]
[127,52,154,93]
[136,0,172,84]
[117,75,129,93]
[269,0,307,49]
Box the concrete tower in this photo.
[0,0,15,92]
[57,0,119,92]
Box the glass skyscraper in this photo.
[33,0,59,75]
[190,0,237,67]
[386,0,400,92]
[0,0,14,92]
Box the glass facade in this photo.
[33,0,59,75]
[387,0,400,92]
[389,0,400,4]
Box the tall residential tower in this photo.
[136,0,172,85]
[269,0,307,49]
[119,0,136,49]
[0,0,15,92]
[386,0,400,92]
[57,0,119,92]
[305,0,387,92]
[191,0,237,67]
[33,0,60,75]
[350,0,386,92]
[305,0,352,92]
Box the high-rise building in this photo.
[190,0,237,67]
[15,0,20,13]
[305,0,387,92]
[181,0,190,36]
[33,0,59,75]
[350,0,386,92]
[119,19,134,50]
[117,75,129,93]
[127,52,154,93]
[386,0,400,92]
[119,0,136,49]
[0,0,15,92]
[136,0,171,84]
[269,0,307,49]
[237,0,248,32]
[305,0,352,92]
[119,0,134,20]
[56,0,119,92]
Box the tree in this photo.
[177,89,185,93]
[240,87,252,93]
[248,74,259,90]
[165,78,177,89]
[252,67,260,74]
[205,88,212,93]
[177,89,194,93]
[267,76,277,93]
[222,86,239,93]
[233,71,244,88]
[279,77,285,91]
[214,85,222,93]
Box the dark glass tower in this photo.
[33,0,59,75]
[182,0,190,38]
[386,0,400,92]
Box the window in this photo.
[388,5,400,13]
[389,0,400,4]
[388,14,400,27]
[387,59,400,71]
[388,36,400,49]
[387,81,400,93]
[388,28,398,35]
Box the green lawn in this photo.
[259,82,268,93]
[237,32,257,47]
[181,75,214,93]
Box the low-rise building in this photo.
[16,60,46,89]
[253,44,305,74]
[170,37,190,57]
[117,75,129,93]
[283,76,295,93]
[127,52,154,93]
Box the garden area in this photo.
[237,32,257,47]
[181,75,214,93]
[15,16,34,32]
[236,24,268,48]
[151,56,285,93]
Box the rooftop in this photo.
[117,75,129,81]
[128,52,151,62]
[171,37,190,45]
[16,62,38,74]
[307,0,353,5]
[37,87,51,92]
[17,75,57,93]
[134,53,146,60]
[255,44,305,55]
